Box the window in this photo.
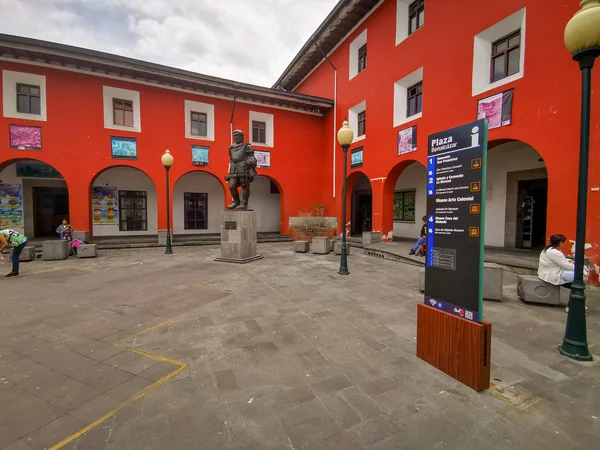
[408,0,424,35]
[184,192,208,230]
[406,82,422,117]
[491,30,521,82]
[394,190,416,222]
[113,99,134,127]
[16,84,41,115]
[252,120,267,144]
[190,112,208,137]
[358,44,367,73]
[357,111,366,137]
[118,190,147,231]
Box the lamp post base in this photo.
[559,282,592,361]
[165,233,173,255]
[338,245,349,275]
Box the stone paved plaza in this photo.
[0,244,599,449]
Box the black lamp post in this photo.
[161,149,174,255]
[559,0,600,361]
[337,120,354,276]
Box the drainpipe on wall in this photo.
[230,94,237,145]
[316,42,338,200]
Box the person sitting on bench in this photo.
[409,216,428,256]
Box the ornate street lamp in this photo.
[337,120,354,275]
[559,0,600,361]
[161,149,174,255]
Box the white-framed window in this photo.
[472,8,526,96]
[185,100,215,141]
[103,86,141,132]
[349,29,368,80]
[396,0,425,46]
[348,100,366,143]
[249,111,274,147]
[2,70,47,121]
[393,67,423,127]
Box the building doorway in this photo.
[352,190,372,236]
[516,178,548,249]
[32,186,69,237]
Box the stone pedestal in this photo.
[43,241,70,261]
[8,246,36,262]
[334,241,351,255]
[215,210,263,264]
[294,241,310,253]
[76,244,98,258]
[158,230,174,245]
[362,232,382,246]
[311,237,330,254]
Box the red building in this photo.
[1,0,599,283]
[274,0,600,284]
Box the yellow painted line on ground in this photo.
[49,277,233,449]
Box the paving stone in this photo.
[138,360,179,382]
[348,416,396,447]
[105,376,155,403]
[341,387,383,421]
[320,392,362,429]
[213,368,239,391]
[324,431,363,450]
[278,398,330,429]
[19,414,84,450]
[359,376,400,397]
[310,374,353,395]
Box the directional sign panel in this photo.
[425,120,488,322]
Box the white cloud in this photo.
[0,0,338,87]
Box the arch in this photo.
[486,139,548,249]
[172,170,227,234]
[0,158,70,238]
[347,171,372,236]
[252,174,284,233]
[382,159,427,242]
[89,165,159,237]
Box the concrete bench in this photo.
[419,262,504,301]
[362,232,382,246]
[311,237,330,254]
[8,246,35,262]
[42,240,70,261]
[517,275,569,306]
[294,240,310,253]
[334,240,351,255]
[76,244,98,258]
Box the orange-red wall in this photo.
[294,0,600,283]
[0,60,329,236]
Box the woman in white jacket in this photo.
[538,234,574,286]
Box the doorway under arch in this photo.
[172,170,226,234]
[251,175,283,233]
[0,159,69,238]
[90,165,158,236]
[348,172,372,236]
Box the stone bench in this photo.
[42,240,70,261]
[76,244,98,258]
[334,240,351,255]
[311,237,330,254]
[8,246,36,262]
[419,262,504,301]
[517,275,569,306]
[294,240,309,253]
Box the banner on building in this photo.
[92,186,118,224]
[16,162,62,179]
[425,119,488,323]
[111,137,137,159]
[476,89,514,130]
[0,184,23,228]
[191,145,209,166]
[255,150,271,168]
[9,125,42,150]
[398,125,417,155]
[351,147,363,168]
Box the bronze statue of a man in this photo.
[224,130,257,210]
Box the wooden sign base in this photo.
[416,303,491,392]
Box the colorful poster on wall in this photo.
[9,125,42,150]
[351,147,363,168]
[398,126,417,155]
[16,162,62,179]
[0,184,23,228]
[255,150,271,168]
[111,137,137,159]
[92,186,118,224]
[476,89,514,130]
[191,145,209,166]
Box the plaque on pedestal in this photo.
[215,210,264,264]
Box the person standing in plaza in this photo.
[0,228,28,277]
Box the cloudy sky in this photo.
[0,0,338,87]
